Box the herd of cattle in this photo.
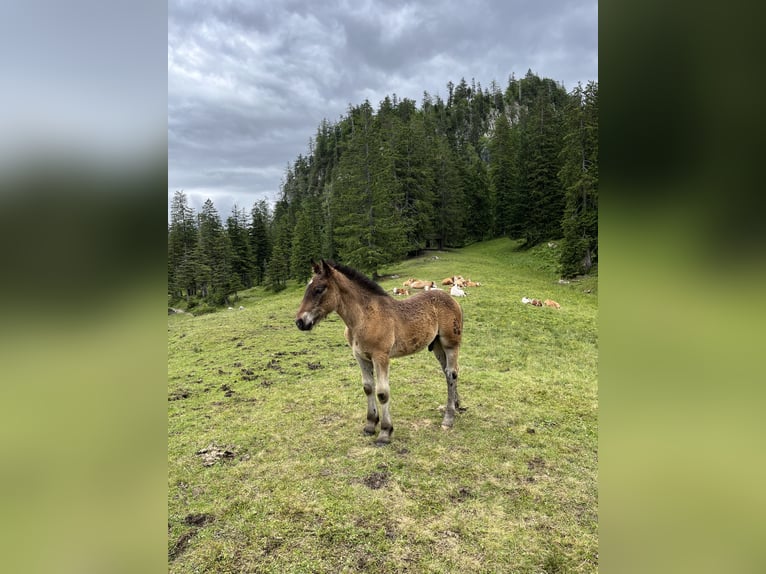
[521,297,561,309]
[392,275,481,298]
[392,274,561,308]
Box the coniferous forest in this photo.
[168,71,598,306]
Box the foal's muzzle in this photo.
[295,317,313,331]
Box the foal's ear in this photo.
[319,259,333,275]
[311,259,332,276]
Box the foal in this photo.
[295,260,463,444]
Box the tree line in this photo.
[168,70,598,306]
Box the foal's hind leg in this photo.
[431,339,460,429]
[355,354,379,435]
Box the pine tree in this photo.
[331,101,408,275]
[398,110,436,252]
[512,75,567,247]
[168,190,198,300]
[183,242,210,300]
[197,199,234,304]
[249,200,272,286]
[290,198,322,283]
[461,143,493,242]
[376,96,436,254]
[320,183,336,261]
[559,82,598,277]
[431,136,466,248]
[226,204,254,289]
[266,200,292,290]
[489,112,517,237]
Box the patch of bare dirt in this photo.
[240,368,256,381]
[220,383,235,397]
[184,513,214,526]
[522,455,547,483]
[451,486,473,502]
[169,514,215,561]
[266,358,282,371]
[168,389,190,401]
[362,471,389,489]
[169,531,195,560]
[274,350,308,356]
[195,443,237,466]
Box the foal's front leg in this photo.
[373,355,393,445]
[355,354,379,435]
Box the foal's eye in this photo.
[314,286,325,296]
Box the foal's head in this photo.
[295,260,338,331]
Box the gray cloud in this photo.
[168,0,597,219]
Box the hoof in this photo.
[363,428,377,436]
[375,429,392,446]
[373,440,390,447]
[441,424,453,431]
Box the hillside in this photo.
[168,238,598,572]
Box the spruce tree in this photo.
[331,101,408,275]
[462,143,493,242]
[430,136,466,248]
[512,76,567,247]
[489,112,517,237]
[266,201,292,290]
[559,82,598,277]
[168,190,198,300]
[197,199,234,304]
[226,204,254,289]
[249,200,272,286]
[267,217,291,291]
[398,111,436,252]
[290,198,322,283]
[377,96,435,254]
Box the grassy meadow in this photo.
[168,238,598,573]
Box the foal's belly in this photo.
[346,316,436,360]
[390,329,436,358]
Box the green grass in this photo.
[168,238,598,573]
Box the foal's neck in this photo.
[333,274,379,330]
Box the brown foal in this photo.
[295,260,463,445]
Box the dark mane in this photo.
[329,261,389,297]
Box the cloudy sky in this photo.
[168,0,597,220]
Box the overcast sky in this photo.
[168,0,598,220]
